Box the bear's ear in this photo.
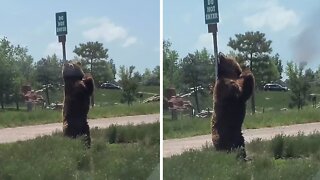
[218,52,225,63]
[218,52,225,58]
[76,61,82,66]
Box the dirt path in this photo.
[0,114,159,144]
[164,122,320,158]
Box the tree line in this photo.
[164,31,320,113]
[0,37,159,109]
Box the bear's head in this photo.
[217,53,242,80]
[62,62,85,80]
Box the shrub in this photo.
[271,134,284,159]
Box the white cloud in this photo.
[81,17,137,47]
[122,37,137,47]
[243,1,299,32]
[44,42,61,57]
[195,33,213,50]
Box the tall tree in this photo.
[91,60,114,85]
[272,53,283,80]
[109,59,117,81]
[0,37,35,110]
[152,65,160,83]
[132,71,142,83]
[180,48,214,113]
[228,31,273,114]
[0,37,15,109]
[315,65,320,86]
[74,41,108,74]
[286,62,310,110]
[142,68,152,83]
[304,68,315,82]
[35,54,61,105]
[119,65,138,105]
[252,55,280,88]
[11,45,34,110]
[163,40,180,89]
[140,67,160,86]
[74,41,110,107]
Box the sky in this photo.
[164,0,320,78]
[0,1,159,74]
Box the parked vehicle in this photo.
[100,83,122,90]
[263,83,288,91]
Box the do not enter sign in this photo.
[204,0,219,24]
[56,12,67,36]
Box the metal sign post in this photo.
[208,24,218,81]
[58,35,66,62]
[56,12,67,62]
[204,0,219,80]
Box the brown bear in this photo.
[211,53,254,157]
[62,62,94,147]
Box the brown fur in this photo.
[212,54,254,156]
[62,62,94,147]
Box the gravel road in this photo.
[164,122,320,158]
[0,114,159,144]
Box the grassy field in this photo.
[164,90,320,139]
[164,107,320,139]
[0,85,159,128]
[46,85,159,106]
[186,90,320,113]
[0,123,159,180]
[164,133,320,180]
[186,90,302,113]
[0,102,159,128]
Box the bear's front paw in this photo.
[239,70,254,101]
[83,77,94,96]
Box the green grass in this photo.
[164,133,320,180]
[164,107,320,139]
[137,85,159,94]
[252,91,291,113]
[0,123,159,180]
[163,115,211,139]
[90,102,159,118]
[184,91,292,113]
[0,85,159,128]
[47,85,159,105]
[185,90,320,113]
[163,88,320,139]
[244,108,320,129]
[0,102,159,128]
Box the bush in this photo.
[107,125,118,143]
[104,123,159,145]
[271,134,284,159]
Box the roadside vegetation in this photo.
[164,89,320,139]
[0,123,159,180]
[164,133,320,180]
[30,85,159,106]
[0,102,159,128]
[164,106,320,139]
[0,86,159,128]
